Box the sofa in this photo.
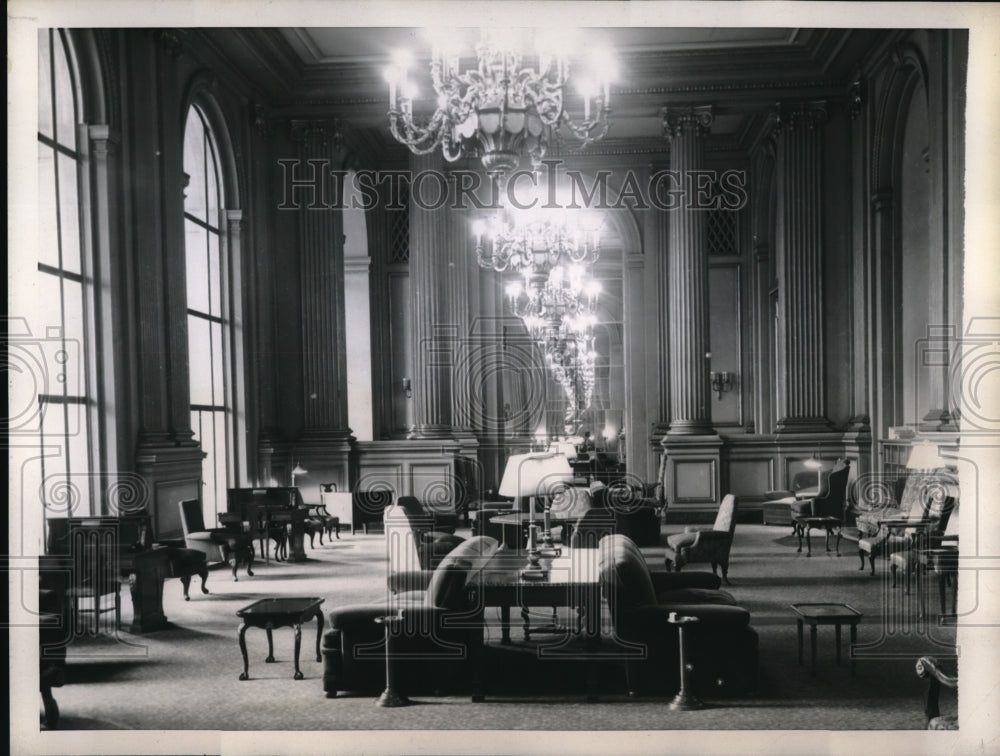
[322,535,500,697]
[599,534,758,697]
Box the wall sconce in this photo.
[401,377,412,399]
[710,371,735,400]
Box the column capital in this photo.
[290,119,344,149]
[661,105,714,140]
[771,100,829,135]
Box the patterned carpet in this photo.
[44,524,958,736]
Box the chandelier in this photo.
[505,264,602,330]
[473,207,602,274]
[385,29,615,178]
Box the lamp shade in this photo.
[906,441,945,470]
[292,463,308,476]
[498,453,573,498]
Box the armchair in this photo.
[39,555,69,728]
[178,499,254,581]
[888,489,957,591]
[791,459,851,556]
[396,495,461,534]
[599,534,758,697]
[322,535,500,697]
[664,494,739,583]
[857,472,957,577]
[762,469,824,526]
[385,501,465,573]
[351,488,393,534]
[915,656,958,729]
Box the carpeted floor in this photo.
[45,523,958,733]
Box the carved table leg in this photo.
[835,623,842,665]
[805,526,813,557]
[810,623,818,675]
[238,623,250,680]
[797,619,804,665]
[293,624,303,680]
[181,576,192,601]
[500,605,511,644]
[265,628,275,663]
[314,609,324,662]
[198,564,209,595]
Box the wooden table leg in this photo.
[805,526,813,557]
[293,624,303,679]
[810,623,817,675]
[850,623,857,676]
[501,605,511,644]
[835,623,842,665]
[314,609,324,663]
[797,619,803,665]
[265,628,275,663]
[238,622,250,680]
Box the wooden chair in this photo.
[179,500,254,580]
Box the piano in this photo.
[225,487,311,562]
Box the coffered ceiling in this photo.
[193,26,894,153]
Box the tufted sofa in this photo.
[599,534,758,697]
[322,536,499,697]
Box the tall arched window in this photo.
[35,29,93,513]
[183,104,232,524]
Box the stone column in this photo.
[289,120,355,496]
[773,101,831,432]
[408,152,455,440]
[663,105,714,436]
[659,106,723,514]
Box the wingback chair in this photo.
[600,534,758,697]
[663,494,738,583]
[178,500,254,581]
[385,501,466,573]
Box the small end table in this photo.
[791,603,862,676]
[236,597,325,681]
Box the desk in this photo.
[236,597,325,680]
[791,603,862,675]
[468,550,602,701]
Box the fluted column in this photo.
[663,105,714,435]
[648,163,671,444]
[445,171,480,456]
[773,101,831,432]
[289,120,354,494]
[408,153,454,439]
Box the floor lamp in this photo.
[499,452,572,580]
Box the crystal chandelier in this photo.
[473,207,602,274]
[505,264,602,329]
[385,29,615,178]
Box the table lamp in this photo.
[499,452,572,579]
[906,441,946,471]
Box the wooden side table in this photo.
[794,516,843,557]
[791,603,862,676]
[236,597,325,680]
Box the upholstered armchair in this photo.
[599,534,758,697]
[888,491,957,591]
[322,535,499,697]
[916,656,958,729]
[596,483,662,547]
[790,459,851,526]
[664,494,738,583]
[178,499,254,581]
[762,470,824,526]
[857,473,957,578]
[385,501,465,573]
[396,495,461,534]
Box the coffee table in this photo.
[236,597,325,680]
[791,602,862,675]
[467,550,603,701]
